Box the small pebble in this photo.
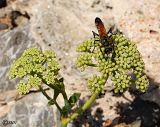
[0,23,9,30]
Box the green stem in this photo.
[39,86,62,111]
[61,88,68,100]
[60,91,100,127]
[55,101,62,112]
[39,86,51,100]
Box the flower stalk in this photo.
[61,90,100,127]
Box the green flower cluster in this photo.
[16,80,30,94]
[135,75,149,92]
[77,37,100,52]
[76,34,149,93]
[112,73,131,93]
[43,70,56,84]
[111,34,148,92]
[28,75,42,89]
[9,48,60,94]
[87,75,106,93]
[76,53,94,71]
[16,74,42,94]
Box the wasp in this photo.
[92,17,115,55]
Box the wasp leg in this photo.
[107,25,115,35]
[99,46,110,60]
[92,31,99,36]
[92,31,99,52]
[108,25,123,35]
[104,47,112,54]
[115,28,123,34]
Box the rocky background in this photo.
[0,0,160,127]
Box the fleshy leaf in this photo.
[68,93,81,107]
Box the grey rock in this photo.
[0,24,38,92]
[0,92,56,127]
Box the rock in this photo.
[10,10,30,28]
[0,90,20,106]
[0,92,56,127]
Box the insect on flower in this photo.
[92,17,115,55]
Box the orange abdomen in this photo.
[95,17,107,38]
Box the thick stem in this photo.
[60,91,100,127]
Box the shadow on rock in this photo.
[73,97,104,127]
[114,77,160,127]
[115,97,160,127]
[73,77,160,127]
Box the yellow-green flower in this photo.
[76,34,149,93]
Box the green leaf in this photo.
[61,93,80,116]
[68,93,81,107]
